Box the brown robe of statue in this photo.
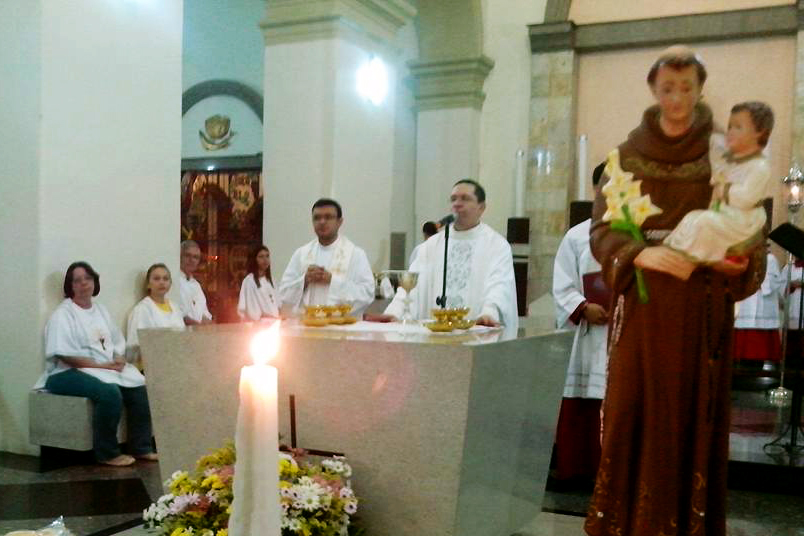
[584,104,765,536]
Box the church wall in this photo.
[568,0,793,25]
[329,39,397,272]
[576,36,795,232]
[182,0,265,158]
[263,39,339,275]
[478,0,548,234]
[415,108,482,228]
[0,0,43,455]
[390,22,419,260]
[0,0,183,455]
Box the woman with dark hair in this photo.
[584,46,765,535]
[237,245,279,321]
[126,263,185,364]
[34,262,157,466]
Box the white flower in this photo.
[288,518,302,532]
[299,493,321,511]
[339,487,354,499]
[168,493,200,515]
[344,500,358,514]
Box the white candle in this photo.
[229,321,282,536]
[514,149,526,217]
[577,134,588,200]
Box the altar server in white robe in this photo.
[126,263,185,363]
[732,249,782,363]
[782,257,804,365]
[238,245,280,321]
[551,163,608,483]
[278,198,375,317]
[382,180,519,338]
[34,262,156,466]
[177,240,213,325]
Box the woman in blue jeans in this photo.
[35,261,157,466]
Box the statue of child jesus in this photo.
[664,101,775,267]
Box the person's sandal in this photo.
[100,454,135,466]
[135,452,159,461]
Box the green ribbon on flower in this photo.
[609,204,649,304]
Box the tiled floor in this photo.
[2,446,804,536]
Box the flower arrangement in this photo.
[601,149,663,303]
[143,443,361,536]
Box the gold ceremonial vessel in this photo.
[302,304,358,326]
[426,307,474,332]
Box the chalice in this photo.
[383,270,419,326]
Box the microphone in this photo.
[438,214,455,226]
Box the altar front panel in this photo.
[140,324,572,536]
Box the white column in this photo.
[0,0,183,454]
[261,0,416,274]
[408,57,494,228]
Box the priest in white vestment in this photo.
[278,198,375,317]
[382,180,518,338]
[177,240,213,325]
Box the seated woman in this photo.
[126,263,185,364]
[34,261,157,466]
[237,245,279,321]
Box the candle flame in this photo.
[251,320,281,365]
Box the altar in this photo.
[140,321,573,536]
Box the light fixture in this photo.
[769,159,804,408]
[356,57,388,106]
[783,159,804,212]
[207,165,215,171]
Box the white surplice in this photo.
[782,262,804,329]
[552,219,608,399]
[734,253,782,329]
[278,235,375,317]
[238,273,280,321]
[126,296,185,361]
[177,273,212,323]
[34,299,145,389]
[384,222,518,338]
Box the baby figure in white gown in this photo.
[664,101,774,263]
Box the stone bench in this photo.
[29,390,126,451]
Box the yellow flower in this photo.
[602,149,634,188]
[216,530,228,536]
[201,474,224,490]
[602,196,624,222]
[627,195,663,226]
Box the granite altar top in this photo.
[166,319,562,346]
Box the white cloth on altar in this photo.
[178,273,212,323]
[552,219,608,399]
[237,274,279,321]
[384,222,518,338]
[126,296,185,361]
[782,262,804,329]
[664,134,771,262]
[34,298,145,389]
[278,235,375,317]
[734,253,782,329]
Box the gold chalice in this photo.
[384,270,419,326]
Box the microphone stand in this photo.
[436,223,449,309]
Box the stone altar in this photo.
[140,321,572,536]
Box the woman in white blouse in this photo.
[36,262,157,466]
[238,245,279,321]
[126,263,185,364]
